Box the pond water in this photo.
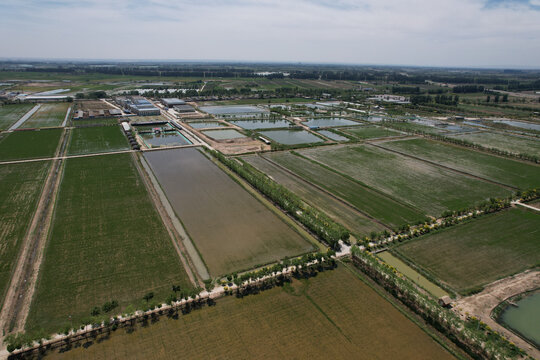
[367,116,384,122]
[187,122,226,129]
[259,130,323,145]
[463,120,489,128]
[304,118,360,128]
[317,130,348,141]
[437,124,478,133]
[202,129,246,140]
[199,105,268,115]
[493,120,540,131]
[498,291,540,348]
[140,131,191,147]
[230,119,292,129]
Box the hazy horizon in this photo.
[1,0,540,68]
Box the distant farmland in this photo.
[44,266,456,360]
[0,129,63,161]
[26,154,193,334]
[394,207,540,294]
[300,144,512,216]
[265,151,426,227]
[144,148,315,276]
[242,154,386,236]
[0,161,50,307]
[343,125,402,140]
[0,103,33,130]
[449,131,540,158]
[67,126,129,155]
[379,138,540,189]
[21,103,70,128]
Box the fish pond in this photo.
[199,105,268,116]
[187,121,226,129]
[140,131,191,147]
[260,130,323,145]
[230,119,292,129]
[202,129,246,140]
[497,291,540,348]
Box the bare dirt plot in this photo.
[0,162,50,308]
[395,207,540,294]
[144,148,315,276]
[0,104,34,130]
[44,266,456,360]
[25,154,194,335]
[300,144,512,216]
[242,154,386,237]
[21,103,70,128]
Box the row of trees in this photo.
[208,150,349,249]
[351,247,525,359]
[410,94,459,105]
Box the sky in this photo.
[1,0,539,68]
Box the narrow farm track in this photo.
[368,141,519,191]
[259,154,393,230]
[133,153,207,286]
[0,128,70,340]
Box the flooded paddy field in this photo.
[448,131,540,157]
[242,154,385,236]
[43,266,457,360]
[202,129,246,140]
[67,126,129,155]
[379,138,540,189]
[0,161,50,307]
[21,103,70,128]
[299,144,512,216]
[304,117,360,128]
[0,103,33,130]
[394,207,540,294]
[317,130,349,141]
[496,291,540,348]
[0,128,63,161]
[26,154,193,334]
[229,118,292,129]
[493,119,540,132]
[259,129,323,145]
[140,131,191,147]
[144,148,315,276]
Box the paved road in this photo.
[60,107,71,127]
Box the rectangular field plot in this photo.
[0,103,34,130]
[242,155,386,236]
[299,145,512,216]
[144,148,314,276]
[395,207,540,294]
[45,266,455,360]
[379,138,540,190]
[0,161,50,307]
[0,128,63,161]
[449,131,540,158]
[67,126,129,155]
[343,125,402,140]
[21,103,70,128]
[265,152,425,227]
[26,154,193,334]
[259,129,323,145]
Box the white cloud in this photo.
[0,0,539,67]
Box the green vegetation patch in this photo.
[242,155,386,236]
[449,131,540,158]
[266,151,425,228]
[26,154,193,334]
[380,138,540,189]
[0,161,50,307]
[44,266,455,360]
[395,207,540,294]
[67,126,129,155]
[0,103,34,130]
[0,129,63,161]
[300,144,512,216]
[344,125,402,140]
[21,103,70,128]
